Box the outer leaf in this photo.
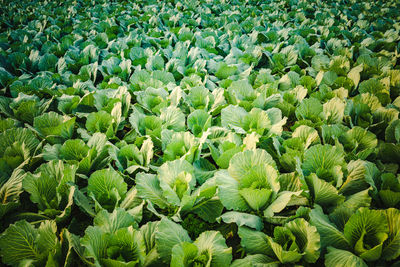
[136,173,169,209]
[87,169,127,209]
[285,218,320,263]
[86,111,114,136]
[155,218,192,263]
[339,160,378,195]
[323,97,345,124]
[160,106,185,132]
[187,110,212,137]
[33,111,75,143]
[302,144,345,186]
[186,86,210,110]
[104,226,146,266]
[23,160,77,211]
[216,170,249,211]
[385,119,400,143]
[216,62,237,79]
[292,125,320,149]
[192,198,224,223]
[295,98,323,122]
[382,208,400,260]
[347,64,363,89]
[140,221,159,265]
[218,211,263,231]
[59,139,89,161]
[238,227,272,256]
[264,191,302,218]
[158,159,195,205]
[0,128,39,157]
[267,235,303,264]
[36,220,58,254]
[0,220,40,266]
[339,127,377,160]
[359,78,390,106]
[0,168,26,218]
[343,208,388,261]
[81,226,108,265]
[193,231,232,267]
[93,208,137,233]
[325,247,367,267]
[171,242,198,267]
[231,254,278,267]
[329,189,372,231]
[309,206,351,251]
[221,105,247,132]
[306,173,345,208]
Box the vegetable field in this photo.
[1,0,400,266]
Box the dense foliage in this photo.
[1,0,400,266]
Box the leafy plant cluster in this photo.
[0,0,400,266]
